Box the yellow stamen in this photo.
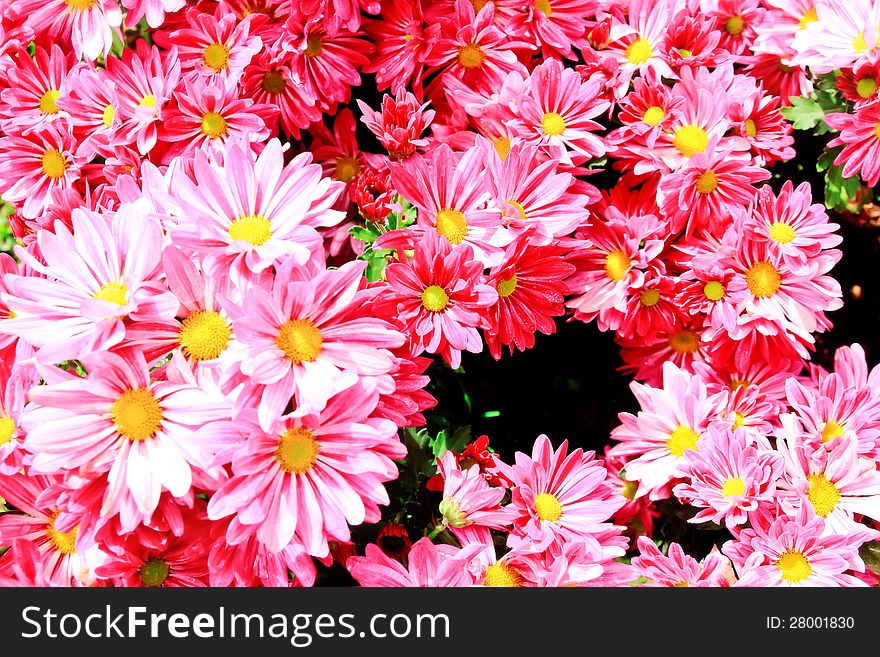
[0,416,14,446]
[534,0,551,17]
[65,0,97,9]
[673,125,709,158]
[334,155,361,182]
[229,214,272,246]
[275,319,323,364]
[111,388,163,441]
[483,562,522,587]
[807,473,841,517]
[39,89,61,114]
[93,280,128,306]
[769,222,796,244]
[41,149,68,179]
[625,38,652,65]
[745,261,781,297]
[776,550,811,583]
[458,43,485,69]
[725,15,745,36]
[435,208,468,245]
[642,105,665,126]
[421,285,449,312]
[667,424,699,457]
[703,281,725,301]
[46,514,79,555]
[497,275,518,298]
[262,70,286,94]
[534,492,563,522]
[102,104,115,128]
[604,249,631,282]
[640,289,660,307]
[721,477,746,497]
[745,118,757,137]
[821,419,845,444]
[139,94,156,108]
[799,7,818,29]
[275,426,319,474]
[178,310,232,361]
[857,78,877,98]
[492,135,511,160]
[695,170,718,194]
[541,112,566,136]
[200,111,228,138]
[203,43,230,72]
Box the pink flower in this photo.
[435,450,515,538]
[208,524,317,587]
[0,44,74,133]
[826,102,880,187]
[357,89,435,160]
[348,537,479,587]
[122,0,185,29]
[632,537,732,587]
[6,0,122,61]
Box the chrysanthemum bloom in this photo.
[424,0,530,96]
[22,349,231,519]
[56,66,118,158]
[122,0,186,29]
[160,138,345,287]
[825,102,880,187]
[673,427,783,528]
[351,168,395,223]
[745,181,842,275]
[482,235,574,359]
[504,0,590,60]
[806,342,880,397]
[161,76,275,160]
[309,108,378,191]
[239,48,323,139]
[497,434,627,553]
[6,0,122,61]
[0,539,52,587]
[208,522,317,587]
[158,8,263,84]
[379,230,497,369]
[0,361,38,476]
[741,52,813,105]
[357,89,434,160]
[609,361,725,498]
[603,0,676,97]
[206,378,404,557]
[372,350,436,428]
[512,57,610,166]
[363,0,440,94]
[723,506,878,586]
[632,537,732,587]
[434,450,515,539]
[0,473,96,586]
[616,316,714,386]
[385,143,509,266]
[104,41,181,155]
[484,141,590,246]
[791,0,880,74]
[731,82,796,165]
[776,433,880,534]
[663,12,727,74]
[225,258,403,428]
[348,537,479,587]
[0,44,74,133]
[509,539,622,587]
[658,140,770,235]
[702,0,765,55]
[835,51,880,107]
[0,204,178,363]
[95,515,210,587]
[609,76,685,149]
[0,122,85,220]
[751,0,819,56]
[674,263,741,334]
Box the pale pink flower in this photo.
[348,537,480,587]
[632,537,732,587]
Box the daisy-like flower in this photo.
[616,315,713,386]
[724,505,878,586]
[504,0,590,60]
[161,77,275,160]
[310,107,372,188]
[482,235,574,360]
[357,89,435,160]
[379,230,497,370]
[6,0,123,61]
[825,103,880,187]
[615,273,683,343]
[208,524,317,587]
[604,0,677,96]
[0,360,38,476]
[631,537,732,587]
[0,122,84,220]
[206,378,404,557]
[609,361,725,498]
[497,434,627,553]
[122,0,186,29]
[740,53,813,105]
[776,434,880,534]
[0,203,178,363]
[347,537,479,587]
[513,57,610,166]
[0,473,95,586]
[56,66,118,158]
[225,258,403,429]
[0,539,52,587]
[158,8,264,84]
[673,427,783,527]
[159,138,345,287]
[21,349,231,519]
[791,0,880,74]
[702,0,765,56]
[434,450,515,539]
[0,44,74,133]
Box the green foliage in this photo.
[859,540,880,575]
[349,196,417,282]
[0,201,15,254]
[783,73,846,135]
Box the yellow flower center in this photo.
[41,149,68,179]
[604,249,631,282]
[497,275,518,298]
[507,199,527,221]
[776,550,812,583]
[745,261,781,297]
[874,123,880,139]
[640,289,660,307]
[420,285,449,312]
[178,310,232,361]
[769,222,796,244]
[669,329,700,354]
[64,0,97,9]
[622,479,638,500]
[492,135,511,160]
[667,424,700,457]
[262,70,286,94]
[139,558,170,587]
[139,94,156,108]
[0,416,14,446]
[799,7,818,29]
[203,42,230,71]
[334,155,361,182]
[703,281,725,301]
[678,48,693,57]
[535,0,551,17]
[821,419,845,444]
[745,118,757,137]
[541,112,566,136]
[275,426,319,474]
[673,125,709,158]
[275,319,323,364]
[642,105,665,126]
[857,78,877,98]
[483,562,522,587]
[695,170,718,194]
[111,388,163,441]
[39,89,61,114]
[435,208,468,245]
[625,37,652,65]
[458,43,486,69]
[721,477,746,497]
[229,214,272,246]
[305,35,323,58]
[46,514,79,555]
[200,111,228,138]
[534,492,563,522]
[725,15,745,36]
[807,473,841,517]
[93,280,129,306]
[732,411,746,429]
[102,104,115,128]
[854,31,867,53]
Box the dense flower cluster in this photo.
[1,0,879,587]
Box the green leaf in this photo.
[824,163,863,212]
[859,540,880,575]
[430,425,472,459]
[781,96,828,131]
